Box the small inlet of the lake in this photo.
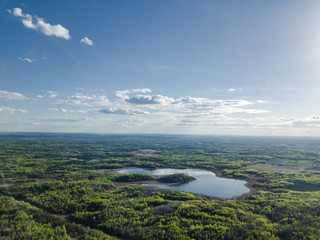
[117,168,250,198]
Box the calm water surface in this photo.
[117,168,250,198]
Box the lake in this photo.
[117,168,250,198]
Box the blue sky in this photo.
[1,0,320,136]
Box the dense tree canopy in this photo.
[1,133,320,239]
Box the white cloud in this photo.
[18,57,36,63]
[37,90,58,99]
[58,93,110,106]
[96,108,149,115]
[80,37,93,46]
[70,110,87,113]
[12,8,23,17]
[0,106,27,114]
[41,88,272,133]
[227,88,235,92]
[8,8,70,40]
[126,94,175,105]
[292,116,320,126]
[116,88,151,99]
[174,97,268,114]
[277,115,320,129]
[17,109,28,113]
[47,91,58,98]
[0,106,16,113]
[48,108,68,112]
[0,90,26,100]
[114,88,269,116]
[280,118,294,122]
[35,117,91,123]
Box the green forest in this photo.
[1,133,320,239]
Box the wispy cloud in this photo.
[227,88,235,92]
[57,93,110,106]
[48,108,67,112]
[8,8,70,40]
[80,36,93,46]
[95,108,149,115]
[0,90,26,100]
[0,106,15,113]
[37,90,58,99]
[292,116,320,126]
[0,106,27,114]
[34,117,91,123]
[17,109,28,113]
[18,57,36,63]
[47,91,58,98]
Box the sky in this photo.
[1,0,320,136]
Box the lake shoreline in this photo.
[110,167,252,199]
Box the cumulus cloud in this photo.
[227,88,235,92]
[96,108,149,115]
[126,95,175,105]
[50,87,270,129]
[9,8,23,17]
[8,8,70,40]
[47,88,270,132]
[0,90,26,100]
[80,37,93,46]
[113,88,268,115]
[57,93,110,106]
[18,57,36,63]
[116,88,151,99]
